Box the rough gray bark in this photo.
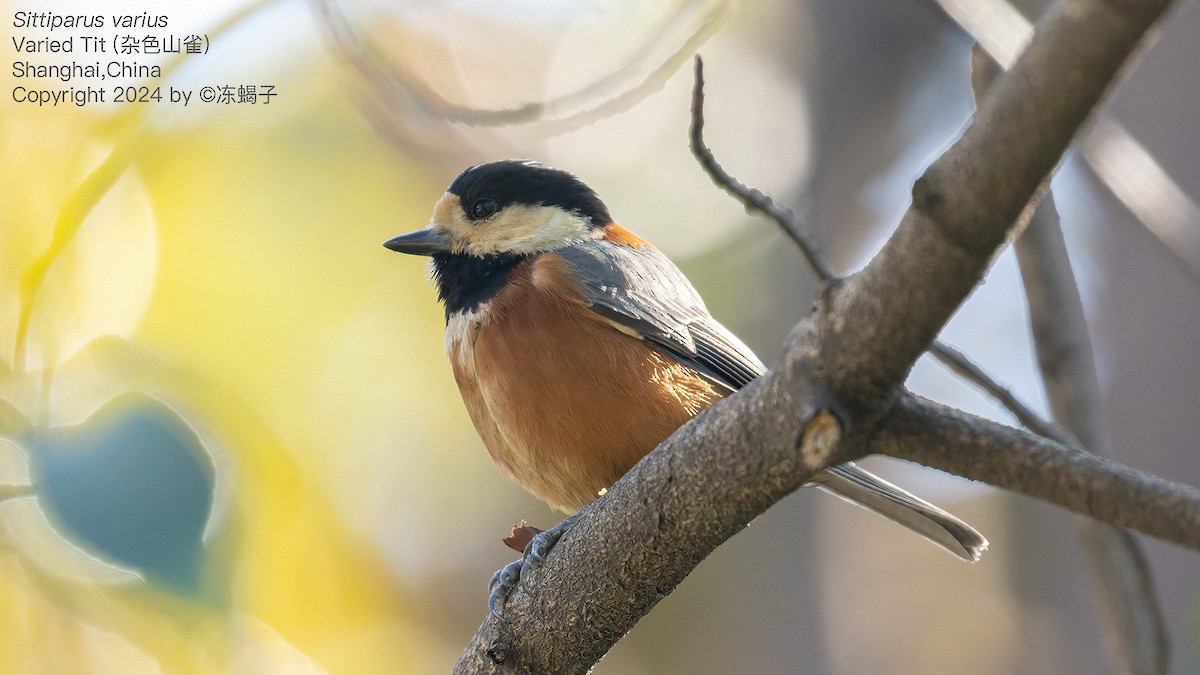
[454,0,1191,671]
[879,395,1200,546]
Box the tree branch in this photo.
[879,395,1200,547]
[926,0,1200,281]
[821,0,1170,396]
[455,368,841,674]
[454,0,1186,670]
[688,58,832,281]
[967,37,1169,672]
[691,54,1069,444]
[1015,183,1169,675]
[927,340,1063,436]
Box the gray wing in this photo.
[560,238,988,562]
[558,239,765,391]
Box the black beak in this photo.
[383,227,452,256]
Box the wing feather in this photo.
[558,237,988,561]
[558,239,764,391]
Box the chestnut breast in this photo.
[447,252,725,512]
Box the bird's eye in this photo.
[470,198,498,220]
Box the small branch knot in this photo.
[799,410,842,469]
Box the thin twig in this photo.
[689,56,833,281]
[926,342,1058,435]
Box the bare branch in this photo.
[880,395,1200,548]
[1080,526,1169,674]
[965,34,1171,671]
[820,0,1171,397]
[1015,191,1168,674]
[1013,198,1106,451]
[927,0,1200,280]
[689,56,833,281]
[927,341,1061,436]
[454,368,836,674]
[690,56,1065,438]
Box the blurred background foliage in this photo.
[1,0,1198,672]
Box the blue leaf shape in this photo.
[25,392,215,593]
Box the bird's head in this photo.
[384,160,612,258]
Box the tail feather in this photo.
[812,463,988,562]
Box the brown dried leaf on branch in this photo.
[502,521,543,553]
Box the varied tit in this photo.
[385,160,987,607]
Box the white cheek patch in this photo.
[506,206,601,254]
[439,204,601,256]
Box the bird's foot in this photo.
[487,514,579,612]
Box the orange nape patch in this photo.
[601,222,651,248]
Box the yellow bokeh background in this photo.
[1,3,467,669]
